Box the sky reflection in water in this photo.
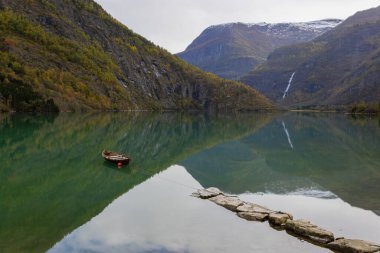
[1,112,380,252]
[48,166,331,253]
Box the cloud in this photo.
[96,0,380,53]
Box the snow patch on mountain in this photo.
[206,19,342,39]
[255,19,342,37]
[253,19,341,31]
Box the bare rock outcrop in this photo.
[237,212,268,221]
[193,187,223,199]
[209,195,244,211]
[237,202,273,214]
[285,219,334,244]
[327,238,380,253]
[268,212,293,226]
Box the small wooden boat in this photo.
[102,150,130,164]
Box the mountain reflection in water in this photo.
[183,113,380,215]
[0,112,271,253]
[1,112,379,253]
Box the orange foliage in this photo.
[3,37,17,49]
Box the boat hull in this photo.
[102,150,130,164]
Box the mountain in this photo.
[241,6,380,108]
[177,20,341,80]
[0,0,273,112]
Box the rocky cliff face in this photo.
[177,20,341,80]
[241,6,380,108]
[0,0,273,112]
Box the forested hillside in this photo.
[0,0,274,112]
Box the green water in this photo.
[183,113,380,213]
[0,112,269,253]
[0,112,379,253]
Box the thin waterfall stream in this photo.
[283,72,296,99]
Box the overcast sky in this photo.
[96,0,380,53]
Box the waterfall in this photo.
[282,121,294,149]
[282,72,296,100]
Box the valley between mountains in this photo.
[178,6,380,110]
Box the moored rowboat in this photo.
[102,150,130,164]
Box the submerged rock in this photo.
[268,212,293,226]
[327,238,380,253]
[237,203,273,214]
[237,212,268,222]
[193,187,223,199]
[209,195,244,211]
[285,219,334,244]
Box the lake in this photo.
[0,112,379,253]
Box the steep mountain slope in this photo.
[0,0,273,112]
[177,20,340,80]
[241,6,380,108]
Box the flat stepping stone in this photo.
[209,195,244,211]
[191,186,380,253]
[193,187,223,199]
[327,238,380,253]
[268,212,293,226]
[237,203,273,214]
[285,219,334,244]
[237,212,268,221]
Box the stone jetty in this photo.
[192,187,380,253]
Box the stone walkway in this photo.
[192,187,380,253]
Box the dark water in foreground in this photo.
[0,112,379,253]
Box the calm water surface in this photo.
[0,112,379,253]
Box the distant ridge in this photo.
[177,19,341,80]
[241,6,380,108]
